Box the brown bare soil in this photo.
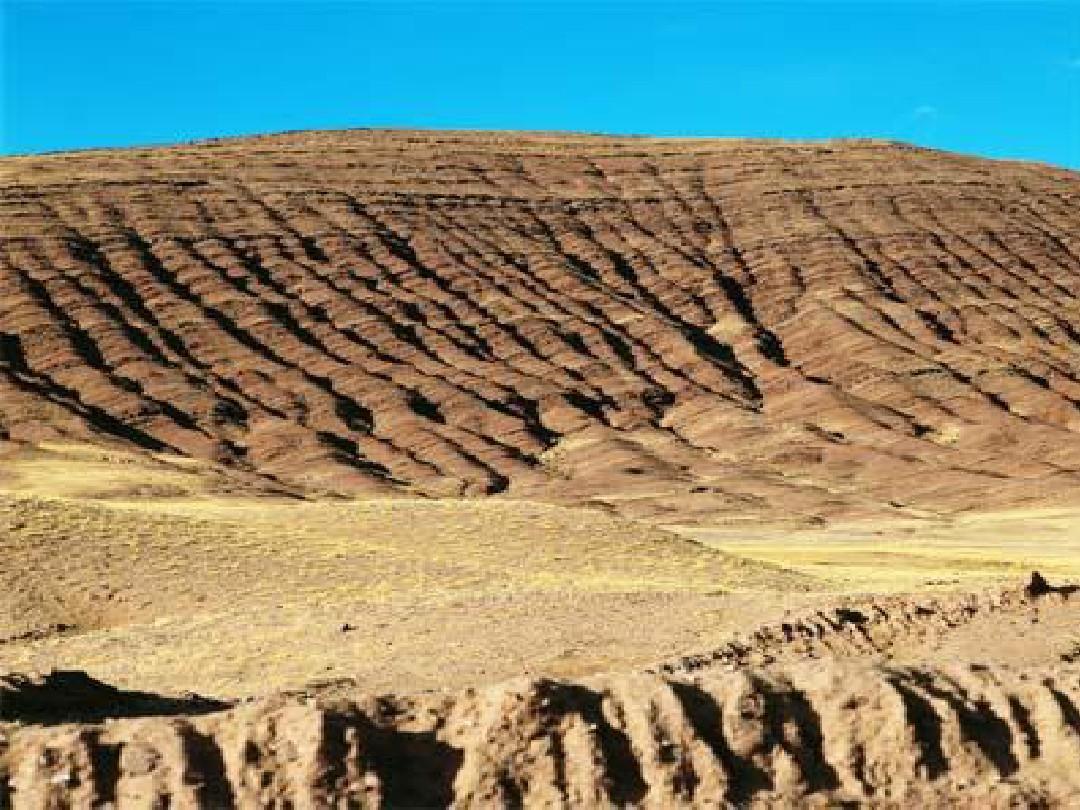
[3,131,1080,520]
[3,131,1080,806]
[4,587,1080,807]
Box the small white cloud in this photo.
[912,105,939,119]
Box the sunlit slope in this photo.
[3,131,1080,520]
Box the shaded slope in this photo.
[3,131,1080,517]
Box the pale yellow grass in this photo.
[0,442,229,499]
[5,442,1078,698]
[0,443,815,696]
[678,507,1080,593]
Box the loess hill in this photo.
[2,131,1080,520]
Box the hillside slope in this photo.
[3,131,1080,519]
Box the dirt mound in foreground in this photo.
[3,662,1079,807]
[4,131,1080,520]
[5,583,1080,806]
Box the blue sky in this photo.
[3,1,1079,167]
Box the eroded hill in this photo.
[3,131,1080,521]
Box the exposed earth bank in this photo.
[4,582,1080,807]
